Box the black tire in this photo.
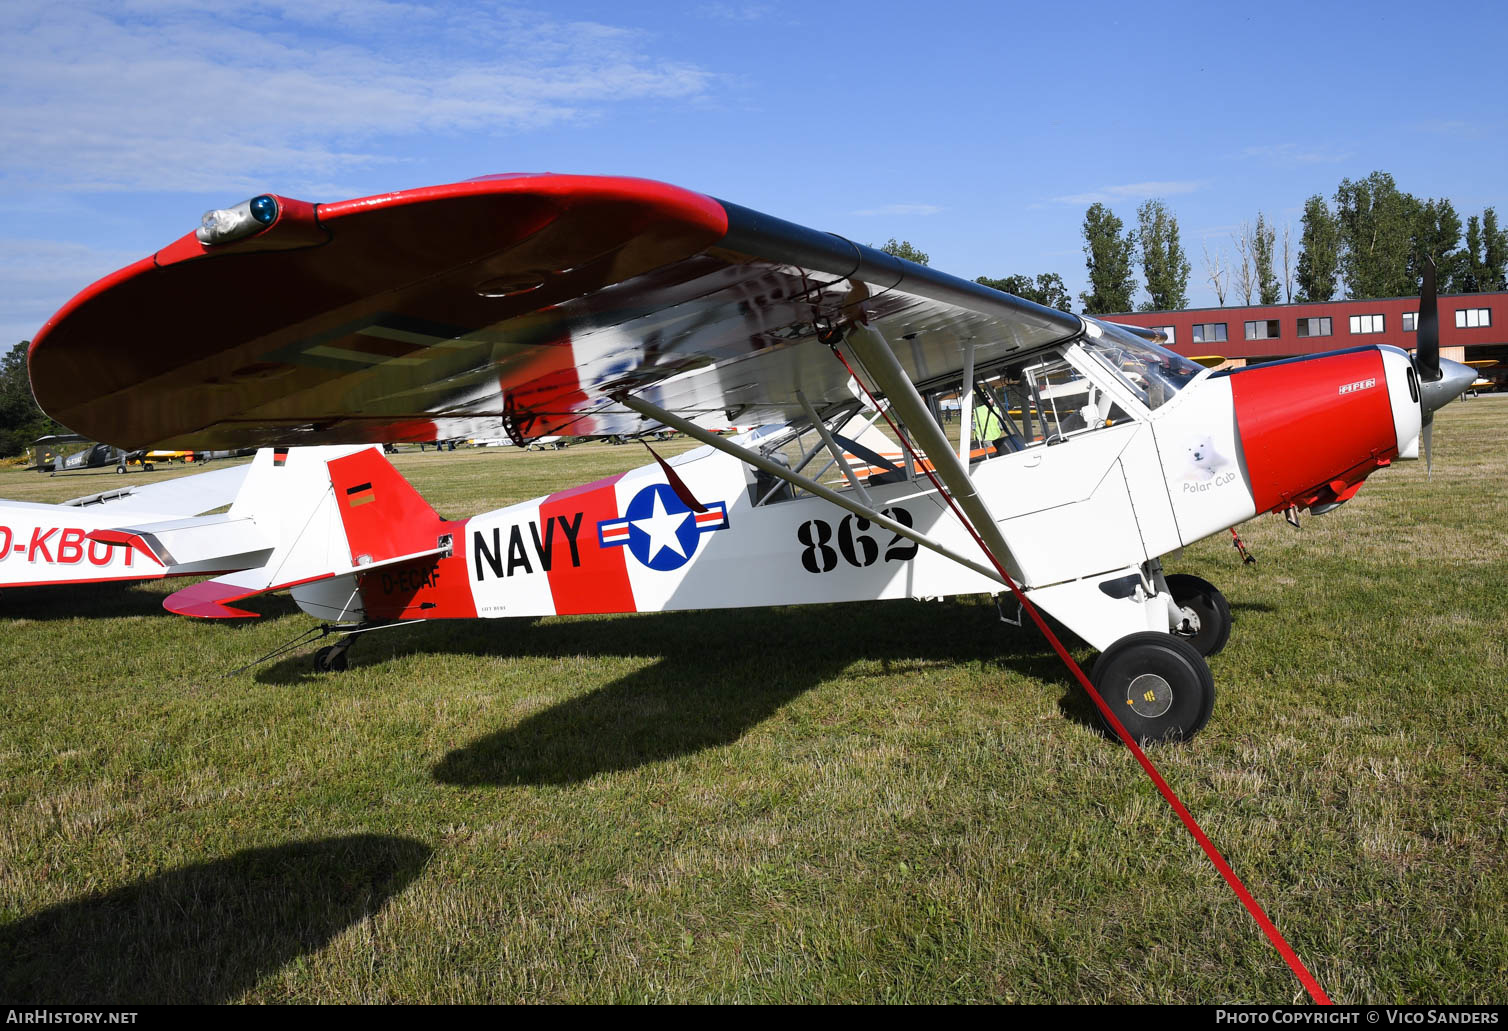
[314,646,350,673]
[1165,573,1231,657]
[1091,632,1215,744]
[116,465,126,474]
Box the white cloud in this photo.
[1243,143,1349,164]
[0,2,713,195]
[1052,180,1206,205]
[0,238,145,344]
[851,203,944,217]
[696,2,775,20]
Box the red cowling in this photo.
[1228,348,1398,514]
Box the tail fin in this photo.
[165,444,453,619]
[325,448,446,566]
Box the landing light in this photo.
[195,194,279,245]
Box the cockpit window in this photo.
[931,347,1133,455]
[1080,321,1205,410]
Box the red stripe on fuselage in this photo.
[1228,348,1397,514]
[539,474,636,615]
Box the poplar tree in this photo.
[1461,217,1484,292]
[1411,198,1463,292]
[1253,212,1281,305]
[1296,195,1341,302]
[1079,203,1136,314]
[1484,208,1508,291]
[1334,171,1419,299]
[1135,199,1192,311]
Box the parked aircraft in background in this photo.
[0,460,255,592]
[27,174,1474,742]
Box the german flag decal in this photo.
[273,447,289,467]
[345,481,375,507]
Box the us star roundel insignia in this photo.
[597,483,729,571]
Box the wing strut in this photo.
[957,339,976,463]
[838,325,1025,583]
[614,394,1006,587]
[795,389,873,507]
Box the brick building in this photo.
[1110,292,1508,389]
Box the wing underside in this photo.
[30,175,1083,451]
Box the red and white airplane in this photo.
[28,175,1474,742]
[0,455,360,594]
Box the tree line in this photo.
[888,170,1506,316]
[1077,173,1506,314]
[0,341,60,459]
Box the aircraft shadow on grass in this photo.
[0,581,305,623]
[259,600,1087,787]
[0,834,430,1004]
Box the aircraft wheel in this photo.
[1166,574,1231,657]
[116,465,126,474]
[143,463,154,471]
[1092,632,1215,744]
[314,645,349,673]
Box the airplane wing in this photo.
[62,463,249,515]
[29,174,1083,450]
[0,459,258,589]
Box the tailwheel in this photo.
[1092,632,1215,744]
[1166,573,1231,657]
[313,642,350,673]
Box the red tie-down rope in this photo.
[829,344,1331,1005]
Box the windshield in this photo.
[1080,321,1205,410]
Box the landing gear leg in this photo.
[1165,573,1232,657]
[1092,632,1215,744]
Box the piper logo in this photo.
[1338,377,1377,395]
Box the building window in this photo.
[1192,322,1227,344]
[1349,314,1385,334]
[1455,308,1492,329]
[1296,317,1333,338]
[1402,312,1417,332]
[1244,319,1281,340]
[1150,325,1175,344]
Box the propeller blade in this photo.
[1423,417,1433,479]
[1417,256,1440,382]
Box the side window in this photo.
[747,403,907,505]
[986,354,1131,449]
[929,350,1132,461]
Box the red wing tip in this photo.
[163,579,262,619]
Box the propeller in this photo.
[1417,257,1440,382]
[1412,255,1478,477]
[1418,257,1439,476]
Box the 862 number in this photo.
[796,508,917,574]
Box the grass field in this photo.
[1,404,1504,1004]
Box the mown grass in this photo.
[0,409,1504,1004]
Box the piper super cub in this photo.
[28,175,1474,742]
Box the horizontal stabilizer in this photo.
[163,537,452,619]
[164,567,335,619]
[85,514,270,573]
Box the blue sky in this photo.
[3,0,1504,344]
